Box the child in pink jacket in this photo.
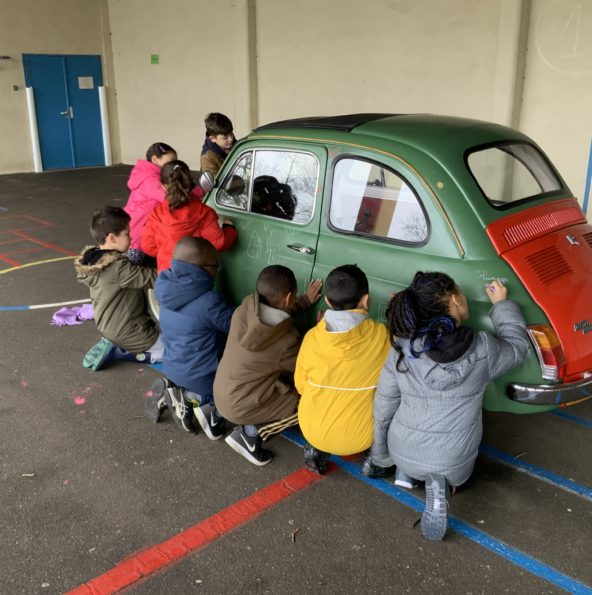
[124,142,177,264]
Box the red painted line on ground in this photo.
[11,231,77,256]
[0,254,21,266]
[66,466,328,595]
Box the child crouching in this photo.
[75,206,163,371]
[295,265,391,474]
[145,237,233,439]
[365,272,529,541]
[214,265,321,466]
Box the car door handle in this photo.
[287,244,315,255]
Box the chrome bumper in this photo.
[508,376,592,406]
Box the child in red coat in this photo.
[141,160,237,272]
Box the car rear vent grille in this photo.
[503,207,582,247]
[584,232,592,249]
[526,247,573,284]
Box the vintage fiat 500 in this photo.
[203,114,592,414]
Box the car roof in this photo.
[250,113,529,151]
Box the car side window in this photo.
[330,158,428,243]
[216,150,318,224]
[251,151,318,224]
[216,152,252,210]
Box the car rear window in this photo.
[467,143,562,208]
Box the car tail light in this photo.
[527,325,566,381]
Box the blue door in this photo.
[23,54,105,170]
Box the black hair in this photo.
[325,264,369,311]
[256,265,297,309]
[173,236,216,266]
[90,206,131,245]
[205,113,233,137]
[386,271,458,371]
[145,142,176,162]
[160,160,196,210]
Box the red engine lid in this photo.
[487,199,592,377]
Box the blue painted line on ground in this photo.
[0,299,91,311]
[284,431,592,501]
[583,138,592,215]
[479,445,592,501]
[551,409,592,430]
[282,430,592,594]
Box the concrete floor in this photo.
[0,167,590,594]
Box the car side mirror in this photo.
[199,170,216,193]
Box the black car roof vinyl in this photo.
[254,113,398,133]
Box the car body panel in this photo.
[206,114,592,414]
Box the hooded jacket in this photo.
[74,246,158,352]
[370,300,529,486]
[141,195,237,272]
[155,260,233,397]
[124,160,166,250]
[213,293,302,425]
[295,310,390,456]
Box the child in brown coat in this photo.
[214,265,321,465]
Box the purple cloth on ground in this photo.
[51,303,94,326]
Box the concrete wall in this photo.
[520,0,592,206]
[0,0,119,173]
[2,0,591,208]
[107,0,254,171]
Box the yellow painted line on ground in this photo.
[0,255,75,276]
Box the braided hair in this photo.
[385,271,458,371]
[160,160,196,210]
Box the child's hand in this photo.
[306,279,323,304]
[222,217,235,227]
[485,279,507,304]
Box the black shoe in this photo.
[194,402,225,441]
[225,426,273,466]
[144,377,170,423]
[360,454,396,479]
[303,443,329,475]
[165,386,198,433]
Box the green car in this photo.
[204,113,592,414]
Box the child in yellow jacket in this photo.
[295,265,390,474]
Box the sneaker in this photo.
[144,377,170,423]
[82,338,115,371]
[303,443,329,475]
[194,402,225,441]
[360,454,396,479]
[165,387,198,433]
[225,426,273,466]
[394,468,419,489]
[421,474,450,541]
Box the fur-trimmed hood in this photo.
[74,245,121,276]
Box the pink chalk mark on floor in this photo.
[74,396,86,405]
[20,380,28,388]
[144,390,153,398]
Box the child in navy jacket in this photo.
[144,237,233,439]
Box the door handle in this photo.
[287,244,315,255]
[60,107,74,118]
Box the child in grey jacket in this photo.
[362,272,529,541]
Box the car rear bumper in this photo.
[508,376,592,406]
